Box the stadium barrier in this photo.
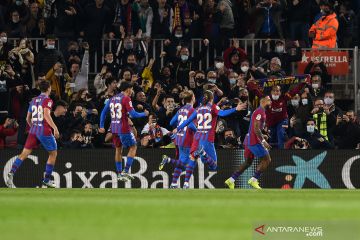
[1,149,359,189]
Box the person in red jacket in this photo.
[247,77,310,148]
[0,117,18,149]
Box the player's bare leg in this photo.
[6,148,32,188]
[248,154,271,189]
[121,145,137,180]
[225,157,254,189]
[42,150,57,188]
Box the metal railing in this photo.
[7,38,360,112]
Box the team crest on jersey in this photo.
[48,101,52,107]
[256,114,262,120]
[216,106,220,110]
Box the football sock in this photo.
[184,160,196,183]
[171,167,183,185]
[124,157,134,173]
[115,161,122,174]
[43,164,54,183]
[253,170,262,180]
[10,157,23,174]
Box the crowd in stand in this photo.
[0,0,360,150]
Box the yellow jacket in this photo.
[309,13,339,49]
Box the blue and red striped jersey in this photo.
[248,107,266,146]
[194,103,219,143]
[175,104,195,147]
[109,93,134,134]
[28,93,53,136]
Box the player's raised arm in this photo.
[218,102,247,117]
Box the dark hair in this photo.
[324,90,334,95]
[202,90,214,105]
[307,118,315,124]
[39,80,51,92]
[70,130,82,139]
[121,68,134,79]
[105,51,113,56]
[119,81,133,92]
[105,77,117,87]
[165,94,174,100]
[54,100,68,109]
[223,128,234,134]
[37,72,46,79]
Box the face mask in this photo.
[241,66,249,72]
[47,44,55,49]
[291,99,299,107]
[302,99,308,105]
[307,125,315,133]
[12,18,20,23]
[124,43,133,50]
[196,77,206,84]
[215,62,224,69]
[106,60,113,64]
[208,78,216,84]
[225,137,237,145]
[275,46,284,53]
[15,0,22,5]
[272,95,279,100]
[175,34,183,38]
[0,37,7,43]
[312,83,319,89]
[229,78,236,85]
[320,9,325,14]
[324,97,334,105]
[240,96,248,102]
[55,72,62,77]
[181,55,188,61]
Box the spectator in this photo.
[26,2,41,37]
[323,90,342,118]
[102,52,120,77]
[140,112,171,147]
[267,57,286,77]
[223,40,247,72]
[218,0,235,51]
[69,42,89,92]
[35,35,66,77]
[0,64,22,112]
[252,0,285,38]
[285,136,310,149]
[65,130,93,149]
[308,74,326,100]
[94,66,113,95]
[133,90,152,132]
[0,31,11,62]
[309,0,338,49]
[302,118,333,149]
[51,100,68,143]
[64,102,87,140]
[0,117,18,149]
[98,77,118,107]
[112,0,141,37]
[152,94,177,130]
[5,10,26,38]
[46,62,67,99]
[151,0,173,38]
[203,0,221,47]
[337,2,356,47]
[261,39,302,75]
[82,121,101,148]
[138,0,153,39]
[219,128,239,149]
[311,98,336,143]
[333,110,360,149]
[304,59,331,89]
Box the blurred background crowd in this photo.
[0,0,360,150]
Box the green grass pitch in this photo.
[0,189,359,240]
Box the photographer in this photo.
[140,113,172,148]
[333,110,360,149]
[64,102,87,141]
[0,64,22,112]
[0,117,18,149]
[65,130,93,149]
[82,121,101,148]
[285,137,310,150]
[153,94,177,130]
[220,128,240,149]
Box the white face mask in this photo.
[241,66,249,72]
[291,99,299,107]
[215,62,224,69]
[175,34,183,38]
[181,55,188,61]
[229,78,236,85]
[208,78,217,84]
[324,97,334,105]
[307,125,315,133]
[0,37,7,43]
[47,44,55,49]
[312,83,319,89]
[302,99,308,105]
[272,95,279,100]
[106,59,113,64]
[275,46,284,53]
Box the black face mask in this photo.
[69,49,79,56]
[240,96,248,102]
[225,137,237,145]
[127,63,136,69]
[195,77,206,84]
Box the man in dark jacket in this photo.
[333,110,360,149]
[303,118,334,149]
[35,35,66,76]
